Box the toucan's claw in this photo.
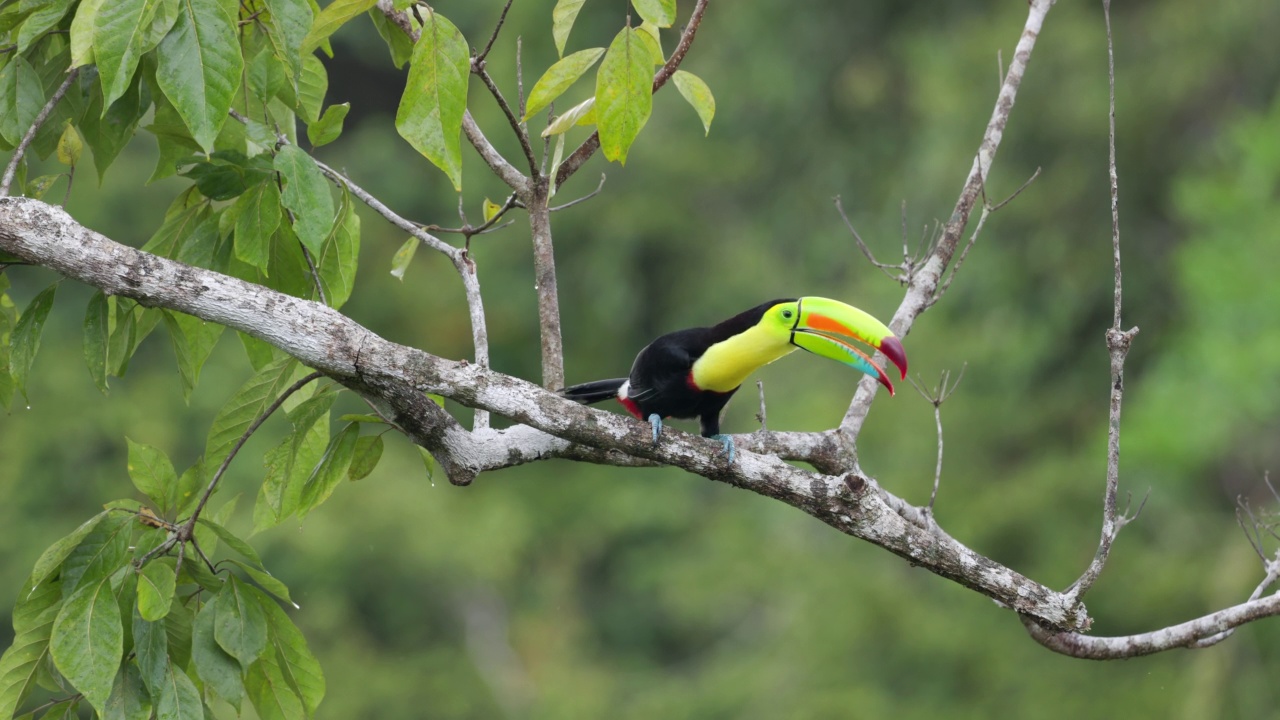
[648,414,663,446]
[711,434,735,463]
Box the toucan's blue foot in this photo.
[711,434,735,463]
[648,414,663,446]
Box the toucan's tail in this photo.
[559,378,627,404]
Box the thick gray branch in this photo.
[0,196,1089,632]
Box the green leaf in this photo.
[144,0,180,51]
[303,0,373,52]
[636,20,664,65]
[233,179,282,273]
[316,187,359,308]
[417,446,438,481]
[524,47,604,120]
[146,86,202,182]
[295,54,327,123]
[339,413,384,424]
[60,511,132,594]
[298,421,358,515]
[180,150,274,201]
[395,8,468,191]
[0,56,44,148]
[84,291,110,393]
[155,0,243,151]
[174,458,205,516]
[162,598,193,669]
[50,577,123,713]
[196,518,263,567]
[273,144,334,257]
[0,579,59,718]
[17,0,73,52]
[81,72,147,182]
[162,309,224,402]
[204,355,299,475]
[155,661,203,720]
[55,121,84,165]
[250,586,323,715]
[69,0,106,66]
[104,661,152,720]
[193,493,240,559]
[631,0,675,27]
[191,598,244,706]
[93,0,163,108]
[596,27,652,164]
[541,95,594,137]
[368,9,411,69]
[672,69,714,135]
[133,608,168,695]
[263,0,312,82]
[551,0,584,57]
[226,559,292,605]
[246,653,304,720]
[389,236,416,280]
[136,562,176,622]
[214,577,268,669]
[126,438,178,514]
[481,197,502,222]
[347,434,382,481]
[9,281,56,400]
[306,101,348,147]
[253,397,330,532]
[26,512,108,593]
[238,331,278,371]
[24,174,61,200]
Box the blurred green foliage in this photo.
[3,0,1280,717]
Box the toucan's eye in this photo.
[781,309,793,320]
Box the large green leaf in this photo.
[83,290,110,393]
[26,512,108,592]
[250,586,323,715]
[0,53,44,148]
[191,597,244,706]
[302,0,374,53]
[93,0,163,108]
[132,611,168,695]
[295,53,326,123]
[306,100,347,147]
[104,661,152,720]
[395,8,468,191]
[596,27,653,165]
[17,0,75,53]
[263,0,312,82]
[155,0,242,151]
[233,179,282,274]
[253,402,329,532]
[214,577,268,669]
[368,9,411,69]
[155,661,203,720]
[126,437,178,514]
[136,561,176,622]
[631,0,675,28]
[70,0,107,66]
[297,421,358,516]
[347,434,383,480]
[50,576,123,714]
[226,559,293,605]
[671,69,714,135]
[0,579,60,718]
[162,597,194,670]
[60,509,132,594]
[524,47,604,120]
[81,71,148,181]
[204,355,298,475]
[196,518,263,567]
[9,282,56,400]
[145,87,201,182]
[316,188,359,308]
[246,651,304,720]
[551,0,584,57]
[273,144,334,257]
[162,309,224,402]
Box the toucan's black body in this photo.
[559,297,907,460]
[561,300,789,438]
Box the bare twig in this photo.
[475,0,515,65]
[906,365,966,513]
[833,195,905,281]
[840,0,1055,443]
[549,173,606,212]
[755,380,767,430]
[474,66,539,176]
[554,0,710,189]
[1067,0,1139,602]
[526,183,564,389]
[0,68,80,197]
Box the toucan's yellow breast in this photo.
[690,325,796,393]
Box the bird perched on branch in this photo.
[559,297,907,461]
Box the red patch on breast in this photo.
[686,372,701,391]
[617,396,642,419]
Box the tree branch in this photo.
[0,67,80,197]
[0,196,1090,632]
[839,0,1054,445]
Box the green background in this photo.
[4,0,1280,716]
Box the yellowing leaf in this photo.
[551,0,584,57]
[523,47,604,120]
[596,28,652,164]
[541,96,594,137]
[56,122,84,166]
[672,70,715,135]
[631,0,675,28]
[482,197,502,222]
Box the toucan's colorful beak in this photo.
[788,296,908,395]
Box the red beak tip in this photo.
[879,336,908,380]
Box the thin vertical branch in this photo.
[0,68,80,197]
[527,181,564,389]
[1067,0,1139,601]
[839,0,1054,446]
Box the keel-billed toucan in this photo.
[559,297,907,461]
